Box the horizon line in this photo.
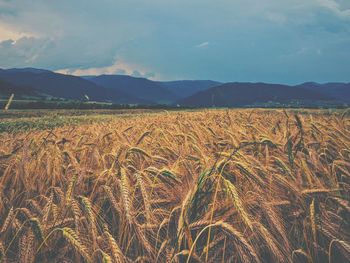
[1,66,349,86]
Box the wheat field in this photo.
[0,109,349,263]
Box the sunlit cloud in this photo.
[55,58,157,79]
[0,24,36,42]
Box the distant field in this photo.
[0,109,349,262]
[0,108,347,133]
[0,109,166,133]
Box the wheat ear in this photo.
[62,227,92,262]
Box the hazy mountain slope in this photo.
[296,82,350,103]
[89,75,178,104]
[158,80,221,99]
[178,82,336,107]
[4,68,52,74]
[0,79,41,99]
[1,68,348,107]
[0,69,141,103]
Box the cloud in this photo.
[55,58,157,79]
[0,24,34,42]
[0,0,349,83]
[0,36,54,68]
[196,42,209,48]
[317,0,350,18]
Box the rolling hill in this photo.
[158,80,221,99]
[1,67,349,107]
[0,79,42,99]
[0,69,140,103]
[178,82,339,107]
[87,75,178,104]
[296,82,350,104]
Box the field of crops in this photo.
[0,109,349,263]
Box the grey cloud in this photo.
[0,0,349,83]
[0,37,54,67]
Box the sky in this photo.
[0,0,350,84]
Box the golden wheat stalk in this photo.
[119,168,133,224]
[28,218,44,244]
[135,172,152,222]
[61,227,92,262]
[104,229,125,263]
[329,239,350,263]
[0,207,14,233]
[4,93,14,111]
[223,178,253,230]
[136,131,151,145]
[0,241,4,262]
[20,231,35,263]
[93,249,113,263]
[186,221,260,263]
[310,199,317,244]
[79,196,97,242]
[66,174,78,204]
[103,185,121,215]
[70,199,82,235]
[127,147,151,158]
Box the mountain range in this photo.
[178,82,346,107]
[0,67,349,107]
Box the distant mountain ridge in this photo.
[178,82,344,107]
[4,68,52,74]
[0,78,42,99]
[0,68,139,103]
[295,82,350,103]
[87,74,177,104]
[157,80,221,99]
[0,67,349,107]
